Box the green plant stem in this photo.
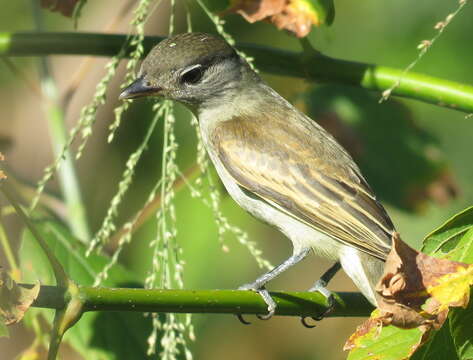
[39,76,91,242]
[29,5,90,242]
[1,32,473,113]
[26,284,372,318]
[0,221,19,274]
[47,283,84,360]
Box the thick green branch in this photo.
[27,284,373,318]
[1,32,472,113]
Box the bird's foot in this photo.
[301,279,336,328]
[237,283,277,324]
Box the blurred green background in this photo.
[1,1,473,359]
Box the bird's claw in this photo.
[306,278,336,322]
[237,284,277,322]
[301,317,317,328]
[300,291,335,328]
[236,313,252,325]
[256,312,273,321]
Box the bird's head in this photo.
[119,32,244,109]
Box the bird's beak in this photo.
[119,76,161,100]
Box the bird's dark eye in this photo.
[181,65,204,84]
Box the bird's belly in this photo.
[212,158,342,260]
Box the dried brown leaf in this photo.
[225,0,286,23]
[375,233,472,330]
[346,233,473,354]
[270,1,320,37]
[40,0,80,17]
[0,269,40,325]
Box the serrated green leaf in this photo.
[450,228,473,264]
[19,220,155,360]
[347,325,422,360]
[450,304,473,360]
[422,206,473,259]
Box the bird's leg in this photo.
[302,261,341,328]
[238,248,311,322]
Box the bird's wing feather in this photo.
[211,113,394,260]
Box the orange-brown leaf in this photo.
[224,0,325,37]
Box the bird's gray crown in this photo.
[141,32,238,78]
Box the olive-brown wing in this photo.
[211,116,394,260]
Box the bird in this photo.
[119,32,395,320]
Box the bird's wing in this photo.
[211,114,394,260]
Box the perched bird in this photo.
[120,32,395,319]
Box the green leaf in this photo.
[19,220,155,360]
[347,324,423,360]
[202,0,230,12]
[20,220,136,286]
[422,207,473,360]
[411,322,458,360]
[422,206,473,261]
[309,0,335,25]
[450,305,473,360]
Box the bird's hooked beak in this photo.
[119,76,161,100]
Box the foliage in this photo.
[346,207,473,360]
[20,220,154,359]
